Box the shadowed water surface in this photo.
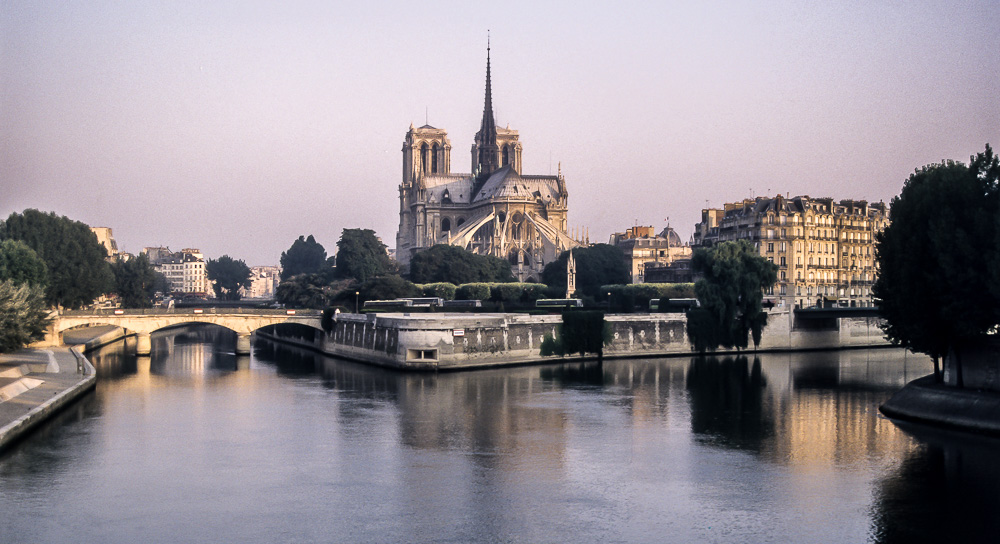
[1,326,996,543]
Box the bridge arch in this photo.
[52,310,323,356]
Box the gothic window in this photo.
[442,218,451,232]
[432,143,439,173]
[420,143,429,173]
[456,217,465,228]
[502,145,509,166]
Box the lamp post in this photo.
[355,291,360,314]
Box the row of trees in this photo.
[275,229,639,310]
[0,209,264,352]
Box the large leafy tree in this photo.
[0,209,114,308]
[409,244,514,284]
[111,254,158,308]
[0,240,51,353]
[0,239,48,287]
[280,235,330,281]
[206,255,252,301]
[686,240,778,353]
[336,229,393,283]
[358,275,421,304]
[275,274,348,309]
[0,280,51,353]
[873,144,999,384]
[542,244,629,298]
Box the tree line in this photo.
[0,209,265,353]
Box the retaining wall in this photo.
[266,309,892,371]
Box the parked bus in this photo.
[535,299,584,309]
[401,297,444,308]
[650,298,700,312]
[363,299,414,309]
[442,299,482,309]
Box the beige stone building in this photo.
[90,227,122,261]
[693,196,888,308]
[143,246,211,297]
[609,226,691,283]
[395,46,580,282]
[241,266,281,300]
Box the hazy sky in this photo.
[3,1,998,265]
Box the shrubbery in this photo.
[455,282,491,301]
[601,283,696,311]
[415,282,457,300]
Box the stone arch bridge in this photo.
[51,309,322,355]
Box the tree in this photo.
[336,229,393,283]
[540,310,611,362]
[686,240,778,353]
[280,235,330,281]
[358,275,420,304]
[409,244,514,284]
[152,271,171,297]
[561,310,610,362]
[0,239,48,287]
[110,254,157,308]
[206,255,252,301]
[0,209,114,308]
[0,280,51,353]
[542,244,629,298]
[275,274,346,309]
[873,144,1000,384]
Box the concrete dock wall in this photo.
[267,309,892,371]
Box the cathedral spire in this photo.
[475,32,500,179]
[480,35,497,146]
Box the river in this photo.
[1,325,998,543]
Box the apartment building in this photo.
[609,226,691,283]
[692,196,888,308]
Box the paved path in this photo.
[0,328,110,453]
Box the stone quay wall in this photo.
[265,309,891,371]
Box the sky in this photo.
[2,1,998,265]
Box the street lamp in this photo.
[355,291,360,314]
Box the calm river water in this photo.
[2,326,999,543]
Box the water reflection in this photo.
[13,329,1000,543]
[150,326,241,375]
[871,425,1000,544]
[687,356,773,451]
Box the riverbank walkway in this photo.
[0,328,109,453]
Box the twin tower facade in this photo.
[395,46,579,282]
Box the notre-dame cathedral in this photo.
[395,45,581,282]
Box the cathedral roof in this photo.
[421,174,475,204]
[473,165,562,203]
